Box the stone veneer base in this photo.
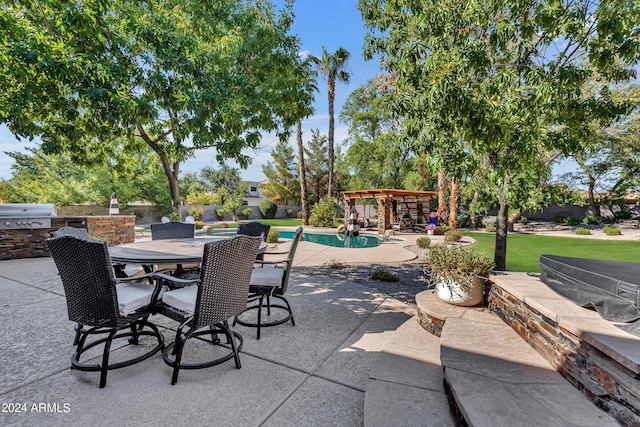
[416,272,640,427]
[1,216,135,260]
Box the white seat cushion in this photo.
[162,285,198,314]
[116,283,155,316]
[250,268,285,287]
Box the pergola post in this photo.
[377,196,392,235]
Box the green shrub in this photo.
[194,220,205,230]
[553,214,567,223]
[603,226,621,236]
[215,209,225,220]
[241,207,253,219]
[583,215,602,225]
[424,245,494,290]
[297,211,303,219]
[324,259,350,269]
[188,207,204,221]
[481,216,497,228]
[369,268,399,282]
[186,193,214,205]
[309,198,342,227]
[416,236,431,249]
[266,228,280,243]
[563,216,580,226]
[259,200,278,219]
[457,213,470,227]
[519,216,529,225]
[444,230,463,243]
[575,227,591,235]
[286,208,293,218]
[485,225,496,232]
[615,211,632,220]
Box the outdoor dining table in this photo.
[109,237,267,275]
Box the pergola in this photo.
[341,189,437,235]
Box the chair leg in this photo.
[99,329,117,388]
[73,323,83,345]
[257,295,264,340]
[222,321,241,369]
[171,334,188,385]
[210,325,221,344]
[280,296,296,326]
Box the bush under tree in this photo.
[309,198,342,227]
[259,200,278,219]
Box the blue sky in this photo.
[0,0,379,181]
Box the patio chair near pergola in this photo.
[341,189,437,235]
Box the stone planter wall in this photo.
[489,284,640,426]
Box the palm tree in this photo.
[296,120,309,225]
[293,57,318,225]
[312,47,350,198]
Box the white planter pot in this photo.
[427,229,434,235]
[435,277,484,306]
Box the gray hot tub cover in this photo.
[539,255,640,335]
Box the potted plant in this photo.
[425,223,437,235]
[424,244,494,306]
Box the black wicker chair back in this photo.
[45,235,164,388]
[47,236,120,327]
[151,222,195,240]
[159,235,261,384]
[233,226,302,339]
[51,226,90,240]
[277,226,302,296]
[237,222,271,241]
[193,236,261,330]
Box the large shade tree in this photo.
[0,0,310,215]
[360,0,640,270]
[312,46,351,198]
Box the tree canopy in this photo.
[0,0,311,214]
[359,0,640,269]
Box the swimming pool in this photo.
[199,228,382,248]
[278,231,381,248]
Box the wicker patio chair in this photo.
[157,235,261,385]
[151,221,197,278]
[237,222,271,240]
[234,227,302,339]
[46,235,164,388]
[51,226,90,239]
[151,221,195,240]
[237,222,271,262]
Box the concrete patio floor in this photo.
[0,232,431,426]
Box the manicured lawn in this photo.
[465,232,640,273]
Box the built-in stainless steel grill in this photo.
[0,203,57,229]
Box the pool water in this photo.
[278,231,381,248]
[199,228,382,248]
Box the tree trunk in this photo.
[327,73,335,199]
[507,210,521,232]
[437,168,448,221]
[137,124,181,217]
[494,181,509,271]
[296,121,309,226]
[448,177,459,230]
